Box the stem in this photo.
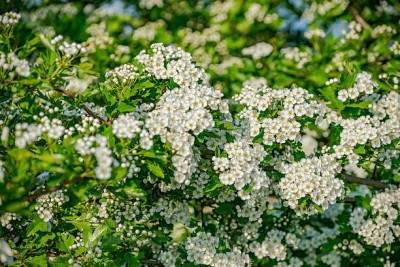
[53,87,112,126]
[350,7,377,38]
[341,196,356,204]
[340,173,388,189]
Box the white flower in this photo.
[242,42,273,60]
[0,240,13,263]
[65,78,89,95]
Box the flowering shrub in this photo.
[1,1,400,266]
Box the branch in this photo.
[341,196,356,204]
[26,176,86,200]
[54,87,112,126]
[350,7,377,38]
[340,173,388,190]
[140,259,164,266]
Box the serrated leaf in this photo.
[27,219,48,236]
[117,102,136,113]
[26,255,48,267]
[204,175,224,194]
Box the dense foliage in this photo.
[1,0,400,266]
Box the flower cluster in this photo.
[209,56,243,75]
[326,77,339,86]
[0,52,30,77]
[67,232,104,265]
[73,115,101,135]
[341,21,363,41]
[242,42,273,60]
[350,188,400,247]
[96,190,142,224]
[234,85,324,145]
[321,252,341,267]
[15,123,42,149]
[0,12,21,27]
[249,229,299,261]
[304,29,326,39]
[280,47,311,69]
[0,240,12,263]
[136,44,229,185]
[83,22,114,54]
[112,114,143,139]
[185,232,251,267]
[337,72,377,101]
[133,20,165,43]
[139,0,163,9]
[245,3,278,24]
[390,41,400,55]
[337,239,365,255]
[135,43,205,88]
[1,213,21,231]
[212,138,270,198]
[59,41,87,58]
[297,224,340,265]
[75,135,112,179]
[278,155,344,215]
[35,190,69,222]
[243,77,267,88]
[150,198,191,226]
[50,34,63,45]
[302,0,349,22]
[105,64,139,85]
[334,90,400,150]
[372,25,397,36]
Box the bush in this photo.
[0,1,400,266]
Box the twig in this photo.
[341,196,356,204]
[350,7,377,38]
[54,87,112,126]
[140,259,164,266]
[26,176,87,200]
[340,173,388,189]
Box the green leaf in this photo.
[27,219,48,236]
[298,196,309,209]
[90,226,107,243]
[117,102,136,113]
[204,175,224,194]
[346,100,372,109]
[313,203,324,213]
[20,79,40,85]
[26,255,48,266]
[124,253,140,267]
[39,34,55,52]
[57,233,75,252]
[214,202,234,215]
[146,161,164,178]
[353,146,366,154]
